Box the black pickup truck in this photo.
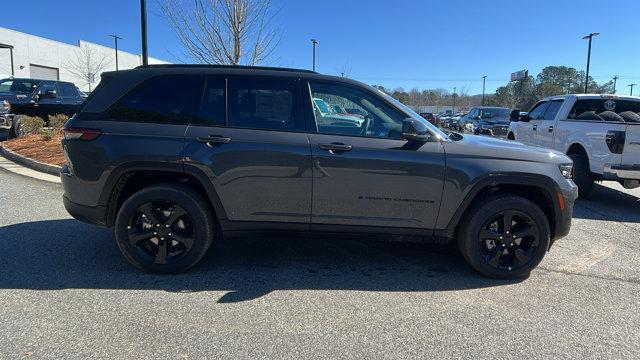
[0,77,85,138]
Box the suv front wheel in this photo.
[114,184,216,273]
[458,195,550,279]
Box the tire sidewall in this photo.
[114,185,215,274]
[459,196,551,279]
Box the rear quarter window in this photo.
[107,75,204,124]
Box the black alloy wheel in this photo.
[126,202,195,265]
[478,210,539,271]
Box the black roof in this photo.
[135,64,317,74]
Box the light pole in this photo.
[481,75,487,106]
[582,32,599,93]
[140,0,149,66]
[109,34,123,70]
[452,87,457,114]
[629,84,637,96]
[311,39,317,71]
[612,75,619,94]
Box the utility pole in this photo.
[108,34,123,70]
[311,39,317,71]
[582,32,599,93]
[629,84,637,96]
[452,87,457,114]
[481,76,487,106]
[140,0,149,66]
[612,75,619,94]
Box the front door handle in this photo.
[548,126,554,133]
[318,143,353,152]
[197,135,232,145]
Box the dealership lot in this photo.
[0,168,639,358]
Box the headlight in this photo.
[1,100,9,112]
[559,163,573,179]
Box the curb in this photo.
[0,144,62,176]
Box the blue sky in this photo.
[3,0,639,94]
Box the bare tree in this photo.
[65,44,111,91]
[159,0,281,65]
[337,61,352,78]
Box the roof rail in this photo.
[135,64,317,74]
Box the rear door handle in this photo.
[548,126,554,133]
[318,143,353,152]
[532,125,537,131]
[197,135,231,145]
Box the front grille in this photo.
[492,125,509,136]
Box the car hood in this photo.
[442,133,569,164]
[477,119,510,126]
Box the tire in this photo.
[568,152,594,199]
[8,115,22,139]
[507,132,515,140]
[114,184,216,274]
[458,195,551,279]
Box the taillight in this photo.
[62,127,102,141]
[605,130,625,154]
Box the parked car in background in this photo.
[313,97,365,127]
[61,64,577,279]
[508,94,640,198]
[460,106,513,137]
[0,77,85,138]
[419,112,437,126]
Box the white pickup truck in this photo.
[507,94,640,198]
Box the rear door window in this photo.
[227,77,299,131]
[58,82,79,98]
[194,77,226,126]
[107,75,204,124]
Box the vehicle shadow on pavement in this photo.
[0,219,521,302]
[573,184,640,223]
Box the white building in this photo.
[0,27,168,91]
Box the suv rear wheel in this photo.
[114,184,216,273]
[458,195,550,279]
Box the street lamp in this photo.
[481,76,487,106]
[452,87,457,114]
[629,84,637,96]
[582,32,599,93]
[140,0,149,66]
[612,75,619,94]
[108,34,123,70]
[310,39,317,71]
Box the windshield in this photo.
[377,89,448,140]
[0,78,41,94]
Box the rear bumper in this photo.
[63,195,108,227]
[603,164,640,180]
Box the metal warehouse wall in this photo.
[0,27,169,91]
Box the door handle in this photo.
[532,124,537,131]
[318,143,353,152]
[197,135,231,145]
[548,126,554,133]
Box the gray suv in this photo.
[61,65,577,279]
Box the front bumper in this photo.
[552,182,578,243]
[603,164,640,180]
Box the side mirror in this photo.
[402,118,431,142]
[519,114,532,122]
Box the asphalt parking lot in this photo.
[0,167,639,359]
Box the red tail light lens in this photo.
[62,127,102,141]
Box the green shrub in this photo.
[48,114,69,130]
[40,128,57,141]
[18,116,45,136]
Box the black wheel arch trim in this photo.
[98,161,228,227]
[438,172,564,240]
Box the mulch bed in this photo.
[2,133,65,167]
